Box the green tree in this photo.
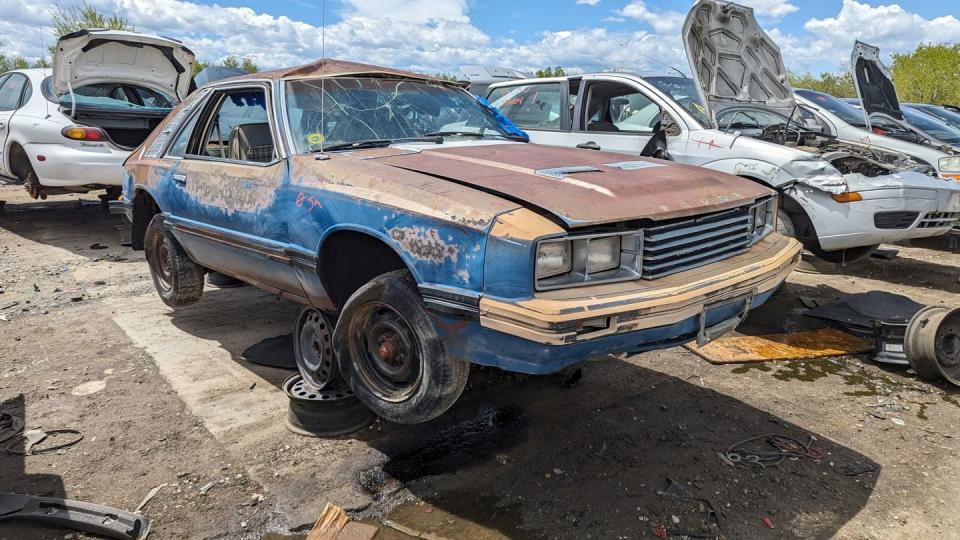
[787,70,856,97]
[891,43,960,105]
[192,60,210,77]
[433,72,459,82]
[31,57,51,68]
[0,54,29,73]
[535,66,566,78]
[220,55,258,73]
[49,3,132,58]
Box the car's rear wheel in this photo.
[294,307,338,390]
[334,270,469,424]
[144,214,205,307]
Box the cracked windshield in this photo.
[285,77,519,153]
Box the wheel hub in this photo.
[350,303,422,402]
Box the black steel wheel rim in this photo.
[147,233,173,291]
[296,309,335,390]
[283,374,354,402]
[348,301,422,402]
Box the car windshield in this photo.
[908,104,960,130]
[41,76,174,111]
[284,77,519,153]
[902,107,960,144]
[643,76,712,127]
[794,90,866,128]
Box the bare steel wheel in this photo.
[144,214,205,307]
[335,270,469,424]
[294,308,337,390]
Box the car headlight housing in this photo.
[749,197,777,239]
[939,156,960,174]
[536,231,643,290]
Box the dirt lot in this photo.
[2,184,959,539]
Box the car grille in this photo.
[918,211,960,229]
[642,204,756,280]
[874,211,919,229]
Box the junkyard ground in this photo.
[1,184,959,539]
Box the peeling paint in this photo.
[390,226,459,264]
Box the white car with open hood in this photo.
[0,30,194,200]
[483,0,960,263]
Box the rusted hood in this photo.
[371,143,770,228]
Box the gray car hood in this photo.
[851,41,904,125]
[682,0,795,123]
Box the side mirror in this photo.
[662,112,681,137]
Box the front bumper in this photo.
[24,142,128,188]
[795,179,960,251]
[430,234,801,374]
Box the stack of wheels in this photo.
[283,375,374,437]
[904,306,960,386]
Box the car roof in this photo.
[227,58,449,84]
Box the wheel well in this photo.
[319,231,410,309]
[7,142,33,180]
[131,189,160,251]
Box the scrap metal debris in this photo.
[685,328,872,364]
[722,434,823,469]
[0,493,149,540]
[4,428,83,455]
[134,484,166,513]
[0,412,24,444]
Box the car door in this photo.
[566,76,661,154]
[161,82,305,298]
[0,73,27,177]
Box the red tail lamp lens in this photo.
[62,126,106,141]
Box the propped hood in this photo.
[682,0,795,122]
[53,30,195,101]
[369,143,771,228]
[850,41,904,125]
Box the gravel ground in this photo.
[1,185,959,539]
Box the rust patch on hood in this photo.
[373,143,771,228]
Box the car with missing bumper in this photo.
[119,58,801,424]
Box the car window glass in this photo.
[167,110,203,157]
[0,74,27,111]
[197,89,274,163]
[583,81,661,134]
[487,83,563,130]
[19,79,32,106]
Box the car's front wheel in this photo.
[144,214,205,307]
[334,270,469,424]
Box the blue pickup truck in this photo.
[118,59,801,424]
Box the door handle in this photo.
[576,141,601,150]
[0,122,6,129]
[172,173,187,186]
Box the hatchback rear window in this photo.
[41,76,174,111]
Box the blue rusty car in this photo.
[119,59,802,424]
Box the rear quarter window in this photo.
[487,83,563,130]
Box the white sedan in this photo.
[0,30,194,201]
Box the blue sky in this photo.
[3,0,960,76]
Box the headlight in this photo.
[536,240,571,279]
[586,236,621,274]
[535,232,643,290]
[939,156,960,174]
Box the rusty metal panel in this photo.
[373,144,772,228]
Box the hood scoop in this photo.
[534,166,602,179]
[682,0,795,123]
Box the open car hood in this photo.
[851,41,904,124]
[682,0,795,123]
[370,143,770,228]
[53,30,195,101]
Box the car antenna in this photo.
[619,42,688,78]
[315,0,330,161]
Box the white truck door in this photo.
[566,77,659,154]
[485,80,579,147]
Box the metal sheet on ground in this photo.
[684,328,873,364]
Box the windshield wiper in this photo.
[425,131,526,141]
[318,136,443,152]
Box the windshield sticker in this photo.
[604,161,666,171]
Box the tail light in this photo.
[62,126,107,141]
[872,127,888,136]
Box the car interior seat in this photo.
[227,123,275,162]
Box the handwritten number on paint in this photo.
[296,191,322,212]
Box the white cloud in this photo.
[576,0,601,5]
[618,1,685,35]
[740,0,799,22]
